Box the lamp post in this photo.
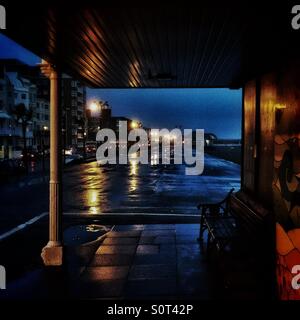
[89,101,99,114]
[62,127,66,165]
[42,125,48,172]
[130,120,140,129]
[83,131,87,160]
[87,100,101,141]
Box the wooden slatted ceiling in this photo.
[61,6,243,88]
[1,4,250,88]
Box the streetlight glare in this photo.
[131,120,138,129]
[89,102,98,112]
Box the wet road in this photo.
[0,154,240,234]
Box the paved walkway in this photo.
[0,222,262,300]
[73,224,215,299]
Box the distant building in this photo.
[0,64,36,159]
[31,72,50,150]
[61,75,86,149]
[86,100,141,144]
[0,59,87,157]
[100,105,112,129]
[110,116,134,136]
[35,99,50,151]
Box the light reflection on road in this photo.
[62,154,241,215]
[86,189,100,214]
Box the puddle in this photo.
[64,224,110,246]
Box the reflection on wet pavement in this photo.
[63,154,240,215]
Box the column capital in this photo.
[39,59,58,80]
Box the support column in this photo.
[40,60,63,266]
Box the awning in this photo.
[1,2,298,88]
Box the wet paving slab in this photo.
[75,223,216,299]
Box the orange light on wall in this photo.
[274,103,287,110]
[274,104,286,125]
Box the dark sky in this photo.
[87,88,241,138]
[0,33,242,138]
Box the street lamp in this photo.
[83,131,87,160]
[42,125,48,172]
[62,127,66,165]
[88,101,101,117]
[131,120,139,129]
[87,101,101,140]
[89,101,99,113]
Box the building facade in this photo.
[61,75,86,150]
[0,60,87,158]
[0,65,35,159]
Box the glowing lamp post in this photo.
[42,125,48,172]
[131,120,140,129]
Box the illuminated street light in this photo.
[43,126,48,131]
[89,101,99,112]
[131,120,139,129]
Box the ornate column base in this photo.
[41,242,63,266]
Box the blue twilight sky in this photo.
[0,33,242,138]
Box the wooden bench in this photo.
[197,190,273,297]
[197,189,270,258]
[197,188,235,256]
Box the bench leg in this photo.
[206,232,212,259]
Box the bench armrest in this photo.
[197,188,234,210]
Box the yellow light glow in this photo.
[129,177,138,191]
[43,126,48,131]
[131,121,138,129]
[129,152,138,159]
[151,152,159,165]
[89,190,97,204]
[151,159,158,165]
[86,189,100,215]
[90,207,98,215]
[130,161,137,175]
[129,158,138,190]
[89,102,98,112]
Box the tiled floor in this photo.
[76,224,215,299]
